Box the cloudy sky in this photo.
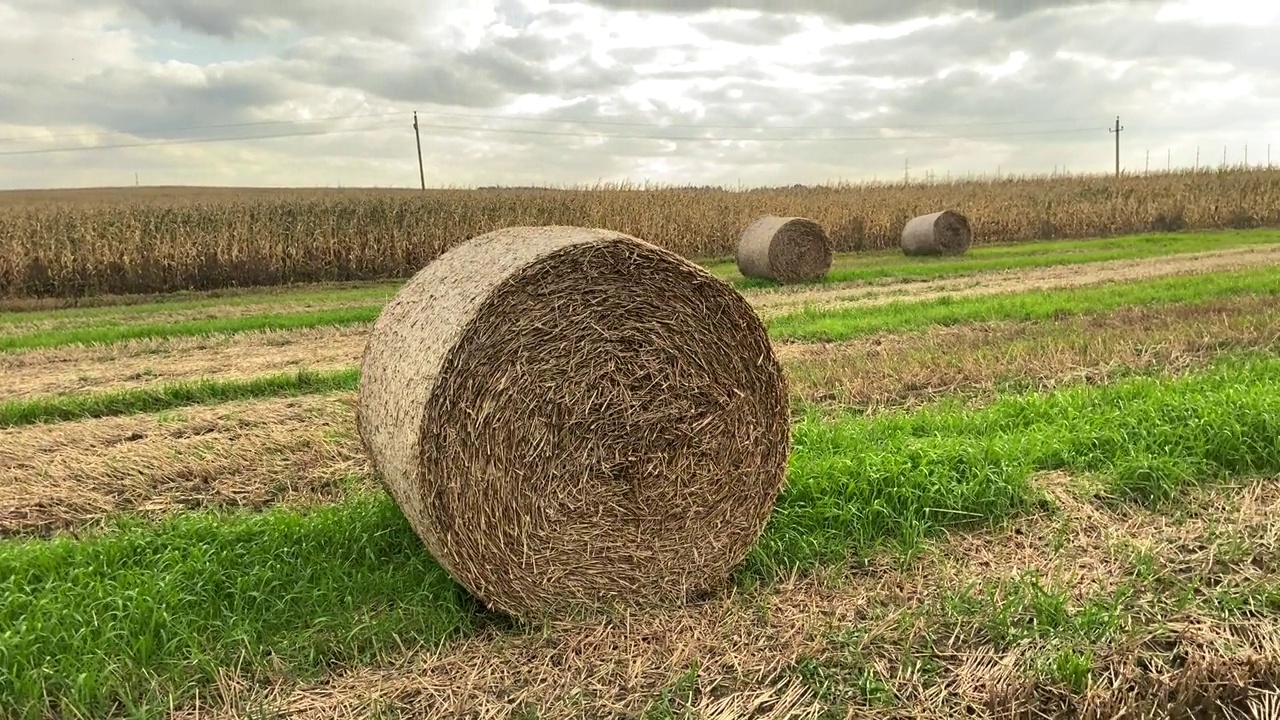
[0,0,1276,189]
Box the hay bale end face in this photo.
[736,215,833,284]
[357,226,791,620]
[900,210,974,256]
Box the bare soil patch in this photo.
[179,475,1280,720]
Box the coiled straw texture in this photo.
[357,226,791,620]
[735,215,833,284]
[900,210,974,256]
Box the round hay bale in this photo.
[900,210,973,256]
[356,225,791,620]
[735,215,833,283]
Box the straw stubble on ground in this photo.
[0,394,367,537]
[182,473,1280,720]
[0,295,391,336]
[748,242,1280,317]
[0,325,369,401]
[3,296,1278,538]
[5,246,1278,402]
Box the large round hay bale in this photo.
[900,210,973,256]
[356,225,791,620]
[735,215,833,283]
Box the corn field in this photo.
[2,167,1278,299]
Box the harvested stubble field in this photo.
[2,168,1279,299]
[1,222,1280,720]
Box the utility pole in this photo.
[1167,148,1170,172]
[904,157,909,185]
[1145,149,1149,174]
[412,111,425,191]
[1108,116,1123,177]
[1195,146,1200,171]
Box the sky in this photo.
[0,0,1277,189]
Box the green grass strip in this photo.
[0,281,403,325]
[0,498,491,720]
[4,259,1278,354]
[0,369,359,427]
[4,272,1276,428]
[0,306,382,352]
[3,352,1279,718]
[768,265,1280,342]
[742,351,1280,581]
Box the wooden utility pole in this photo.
[1108,116,1123,177]
[413,111,425,191]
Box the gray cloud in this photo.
[551,0,1160,25]
[689,13,807,44]
[274,33,635,108]
[1,0,1277,190]
[0,63,297,137]
[12,0,442,39]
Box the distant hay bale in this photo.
[735,215,833,283]
[900,210,973,256]
[356,225,791,620]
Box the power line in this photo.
[0,110,412,145]
[0,124,401,157]
[411,108,1104,131]
[0,121,1106,157]
[413,121,1104,142]
[0,108,1107,147]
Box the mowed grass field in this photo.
[2,224,1280,719]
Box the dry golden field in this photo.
[1,167,1278,299]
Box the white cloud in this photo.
[0,0,1278,189]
